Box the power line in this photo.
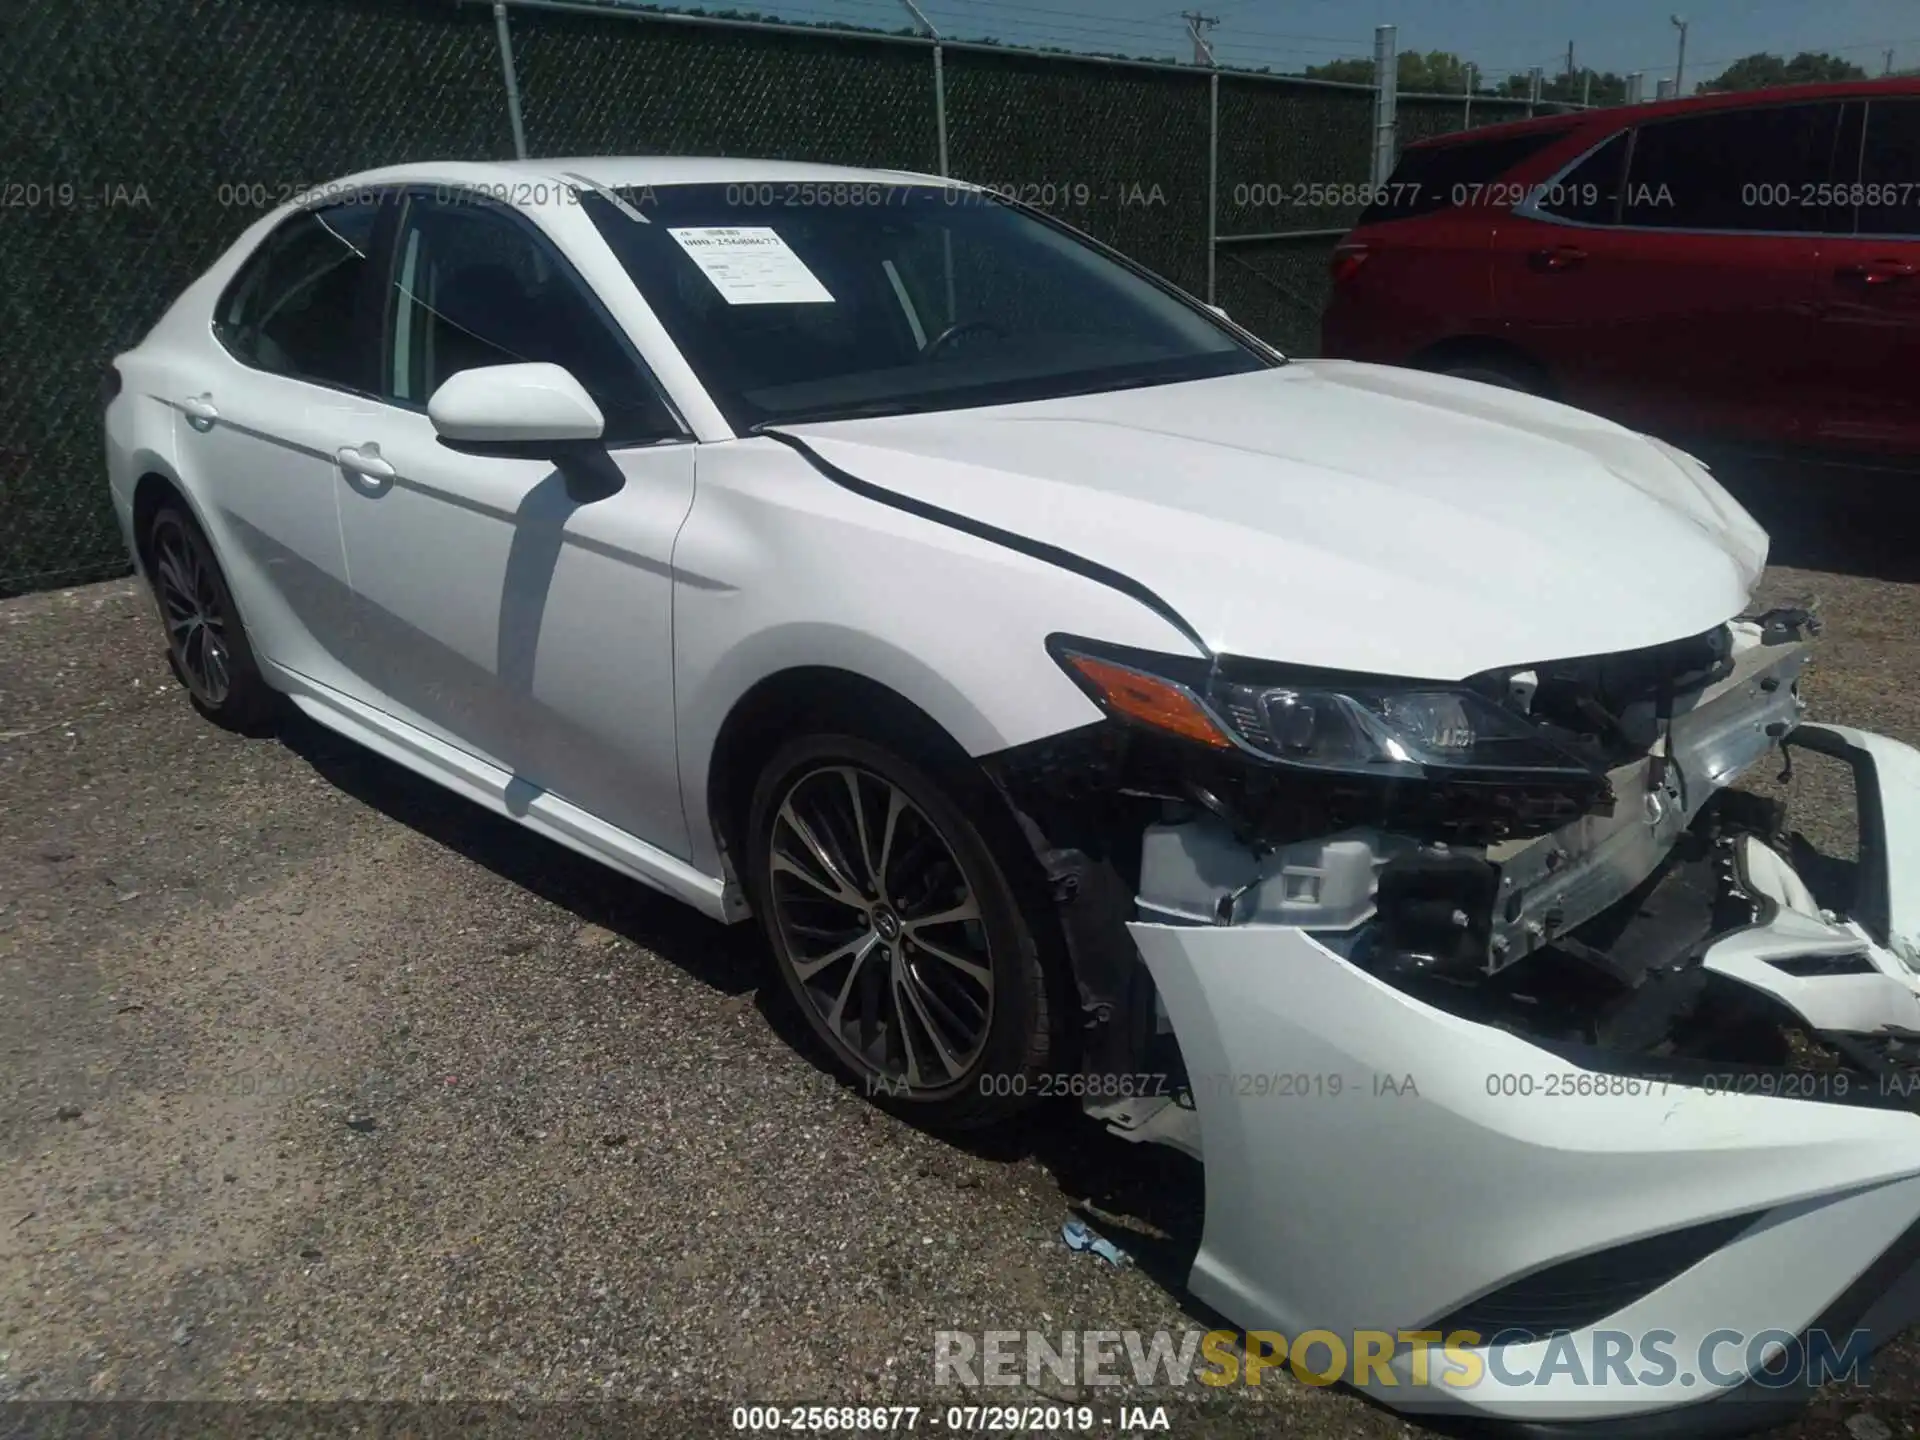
[945,0,1361,46]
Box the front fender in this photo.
[672,437,1200,877]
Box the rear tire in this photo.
[745,733,1054,1129]
[145,503,276,730]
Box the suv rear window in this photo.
[1360,126,1576,225]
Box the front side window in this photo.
[583,184,1267,430]
[216,201,384,390]
[381,194,680,445]
[1860,98,1920,237]
[1623,101,1846,232]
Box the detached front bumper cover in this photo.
[1128,721,1920,1432]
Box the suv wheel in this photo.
[146,503,276,729]
[1438,356,1546,395]
[746,734,1053,1128]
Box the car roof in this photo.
[1407,75,1920,150]
[328,155,958,196]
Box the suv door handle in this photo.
[1528,246,1588,273]
[1836,260,1916,286]
[336,444,396,482]
[180,394,219,430]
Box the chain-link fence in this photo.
[0,0,1586,596]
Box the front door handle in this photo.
[1528,246,1588,273]
[336,444,396,482]
[1836,260,1916,286]
[180,394,219,430]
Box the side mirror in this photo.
[429,363,606,460]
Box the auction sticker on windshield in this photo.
[667,226,834,305]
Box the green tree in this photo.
[1701,51,1869,92]
[1305,52,1625,103]
[1304,51,1479,90]
[1302,56,1374,85]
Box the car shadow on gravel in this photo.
[273,708,766,998]
[274,706,1223,1315]
[1694,445,1920,583]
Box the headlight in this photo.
[1051,637,1601,785]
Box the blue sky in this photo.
[696,0,1920,89]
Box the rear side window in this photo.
[1622,101,1846,232]
[1360,127,1575,225]
[216,201,385,390]
[1860,98,1920,236]
[1537,131,1629,225]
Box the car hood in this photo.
[782,360,1769,679]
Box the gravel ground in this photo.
[3,454,1920,1439]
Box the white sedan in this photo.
[105,156,1920,1432]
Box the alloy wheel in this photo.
[152,520,232,706]
[767,764,995,1095]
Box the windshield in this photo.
[582,183,1271,430]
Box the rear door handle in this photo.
[180,394,219,430]
[336,444,396,482]
[1836,260,1916,286]
[1528,246,1588,273]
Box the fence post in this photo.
[899,0,948,175]
[933,44,950,175]
[1206,69,1220,303]
[493,0,529,159]
[1370,25,1397,188]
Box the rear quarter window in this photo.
[1360,126,1580,225]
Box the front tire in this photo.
[745,734,1054,1128]
[145,503,276,730]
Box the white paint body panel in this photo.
[788,360,1767,678]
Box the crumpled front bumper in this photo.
[1128,723,1920,1433]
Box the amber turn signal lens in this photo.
[1065,654,1233,750]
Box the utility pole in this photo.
[1181,10,1218,67]
[1464,61,1474,129]
[1566,41,1576,80]
[1887,49,1897,76]
[1582,70,1592,107]
[1670,13,1689,95]
[1371,25,1399,187]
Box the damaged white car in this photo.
[107,158,1920,1434]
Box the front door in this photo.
[331,189,698,857]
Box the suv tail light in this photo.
[1330,243,1372,285]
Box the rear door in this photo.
[1489,101,1846,444]
[1806,96,1920,452]
[179,198,391,688]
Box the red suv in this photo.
[1322,80,1920,454]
